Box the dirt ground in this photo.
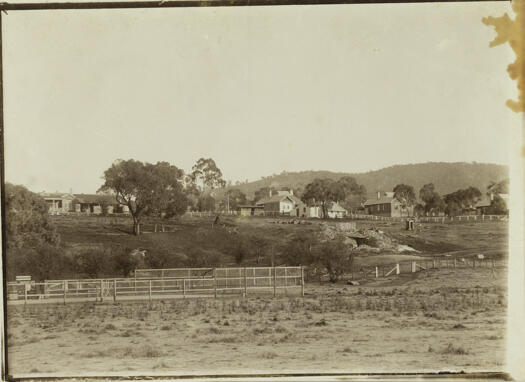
[6,266,507,377]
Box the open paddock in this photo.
[6,266,507,376]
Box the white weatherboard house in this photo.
[327,202,347,219]
[256,190,305,217]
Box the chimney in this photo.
[490,192,494,201]
[269,189,272,198]
[377,191,381,199]
[290,189,294,196]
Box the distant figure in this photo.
[212,215,220,228]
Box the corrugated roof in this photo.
[364,196,395,206]
[328,202,347,212]
[40,192,75,200]
[256,195,295,205]
[74,194,118,204]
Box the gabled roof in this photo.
[364,195,395,206]
[475,193,508,208]
[289,195,304,205]
[328,202,347,212]
[256,195,296,205]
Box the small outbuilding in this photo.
[238,205,265,217]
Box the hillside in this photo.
[225,162,508,199]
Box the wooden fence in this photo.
[345,213,507,223]
[6,266,304,305]
[306,256,505,283]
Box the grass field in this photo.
[7,265,507,376]
[6,216,508,376]
[50,214,508,272]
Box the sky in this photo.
[2,2,519,193]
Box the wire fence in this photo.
[345,213,508,223]
[305,256,506,283]
[6,266,304,305]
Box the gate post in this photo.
[411,261,416,273]
[395,264,400,275]
[375,266,379,278]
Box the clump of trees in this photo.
[418,183,445,215]
[186,158,227,212]
[278,233,353,283]
[443,187,482,216]
[301,176,366,217]
[5,184,66,280]
[99,159,189,235]
[224,188,248,211]
[393,184,417,216]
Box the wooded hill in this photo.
[225,162,508,198]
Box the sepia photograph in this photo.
[1,0,523,379]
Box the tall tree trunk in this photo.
[132,216,141,236]
[322,202,328,219]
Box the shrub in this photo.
[184,248,221,268]
[279,233,317,266]
[313,237,354,282]
[74,249,110,278]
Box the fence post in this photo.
[375,267,379,278]
[100,280,103,302]
[395,264,400,275]
[63,281,67,305]
[214,268,217,298]
[432,259,436,269]
[411,261,416,273]
[24,286,28,305]
[149,280,152,302]
[183,278,186,299]
[244,267,248,297]
[454,258,456,268]
[301,267,305,297]
[284,267,288,294]
[273,267,277,297]
[113,279,117,302]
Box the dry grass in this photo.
[6,266,506,376]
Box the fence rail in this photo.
[345,213,508,223]
[6,266,304,305]
[306,256,505,283]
